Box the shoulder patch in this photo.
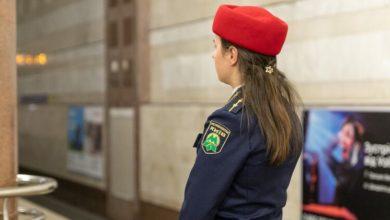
[201,120,231,154]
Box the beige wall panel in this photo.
[284,7,390,43]
[140,104,218,210]
[48,92,104,105]
[18,20,103,53]
[17,0,106,193]
[149,2,390,104]
[18,43,105,96]
[151,34,231,103]
[18,64,104,95]
[150,0,293,29]
[269,0,390,24]
[297,81,390,105]
[151,19,213,46]
[18,0,103,45]
[276,9,390,104]
[17,0,105,99]
[17,0,80,22]
[109,108,136,201]
[280,30,390,84]
[269,3,390,105]
[284,156,302,220]
[150,0,390,103]
[18,105,105,189]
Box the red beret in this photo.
[212,4,288,56]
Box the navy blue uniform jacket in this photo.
[179,87,301,220]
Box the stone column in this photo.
[0,0,18,219]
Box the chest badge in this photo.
[201,120,231,154]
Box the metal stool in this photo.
[0,174,58,220]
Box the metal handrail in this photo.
[0,174,57,198]
[0,174,58,220]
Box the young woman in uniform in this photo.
[179,4,303,220]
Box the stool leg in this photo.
[2,198,9,220]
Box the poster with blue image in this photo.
[68,106,84,151]
[303,108,390,220]
[67,106,104,179]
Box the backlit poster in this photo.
[67,106,104,179]
[303,108,390,220]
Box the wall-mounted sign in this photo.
[67,106,104,179]
[302,108,390,220]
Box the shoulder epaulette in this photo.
[228,98,243,113]
[225,89,244,114]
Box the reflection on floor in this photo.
[24,195,106,220]
[18,198,67,220]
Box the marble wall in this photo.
[141,0,390,219]
[273,0,390,104]
[17,0,137,209]
[109,108,136,201]
[16,0,390,218]
[17,0,106,189]
[140,104,218,208]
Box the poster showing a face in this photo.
[303,108,390,220]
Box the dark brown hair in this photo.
[341,116,364,143]
[221,37,303,166]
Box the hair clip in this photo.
[265,65,274,74]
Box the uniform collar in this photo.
[228,85,243,103]
[232,84,243,95]
[225,86,244,113]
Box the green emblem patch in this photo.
[201,121,231,154]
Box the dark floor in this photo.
[27,195,107,220]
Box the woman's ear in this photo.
[228,46,238,66]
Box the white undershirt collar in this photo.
[232,84,243,94]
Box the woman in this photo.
[179,4,303,220]
[324,116,365,208]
